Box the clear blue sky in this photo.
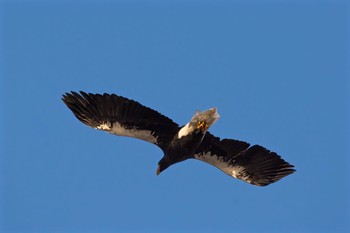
[1,0,349,232]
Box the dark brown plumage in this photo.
[62,91,295,186]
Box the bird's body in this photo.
[157,108,219,174]
[62,91,295,186]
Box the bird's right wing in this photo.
[62,91,179,152]
[193,133,295,186]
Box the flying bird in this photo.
[62,91,295,186]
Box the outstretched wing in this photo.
[193,133,295,186]
[62,91,179,152]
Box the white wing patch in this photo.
[96,122,112,130]
[194,151,253,184]
[95,121,158,144]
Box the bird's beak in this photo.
[156,165,161,176]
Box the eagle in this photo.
[62,91,295,186]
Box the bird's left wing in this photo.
[62,91,179,152]
[193,133,295,186]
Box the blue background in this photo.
[1,0,349,232]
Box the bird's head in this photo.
[156,157,172,175]
[157,154,189,175]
